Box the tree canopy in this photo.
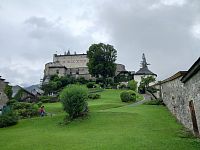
[87,43,117,79]
[138,76,156,93]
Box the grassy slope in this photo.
[0,89,200,150]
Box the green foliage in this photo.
[143,99,164,105]
[60,85,89,120]
[105,77,114,87]
[147,86,158,93]
[139,76,156,93]
[120,90,136,102]
[37,102,43,108]
[1,89,200,150]
[88,93,101,100]
[118,83,127,89]
[87,43,117,79]
[4,85,13,100]
[50,74,59,81]
[76,77,88,84]
[42,75,89,95]
[95,77,104,84]
[14,88,24,101]
[127,80,138,91]
[12,102,38,118]
[6,99,17,106]
[86,82,96,88]
[114,72,132,83]
[38,96,58,103]
[0,111,18,128]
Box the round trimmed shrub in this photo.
[120,90,136,102]
[60,85,88,120]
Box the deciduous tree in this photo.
[87,43,117,79]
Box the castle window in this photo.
[56,70,59,74]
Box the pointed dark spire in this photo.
[67,50,70,55]
[140,53,150,68]
[135,53,156,76]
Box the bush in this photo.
[118,83,127,89]
[88,93,101,100]
[77,77,88,84]
[96,77,104,84]
[128,80,138,91]
[60,85,88,120]
[86,82,95,88]
[38,96,58,103]
[38,96,51,103]
[120,90,136,102]
[37,101,43,108]
[0,111,18,128]
[105,77,114,87]
[12,102,38,118]
[143,99,164,105]
[6,99,17,106]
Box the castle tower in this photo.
[134,53,157,87]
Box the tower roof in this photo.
[135,67,157,76]
[135,53,157,76]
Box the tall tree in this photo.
[87,43,117,79]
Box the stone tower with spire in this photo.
[134,53,157,86]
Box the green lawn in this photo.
[0,89,200,150]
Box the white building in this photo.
[134,53,157,86]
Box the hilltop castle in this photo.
[43,51,127,83]
[43,51,156,85]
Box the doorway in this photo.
[189,100,199,136]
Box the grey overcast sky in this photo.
[0,0,200,86]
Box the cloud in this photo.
[0,14,95,86]
[191,24,200,39]
[161,0,187,6]
[25,16,52,28]
[0,0,200,86]
[94,0,200,79]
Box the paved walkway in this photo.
[128,94,151,107]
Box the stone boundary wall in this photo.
[160,71,200,135]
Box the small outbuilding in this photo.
[12,85,37,102]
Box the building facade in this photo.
[43,51,126,83]
[12,85,37,102]
[0,76,9,109]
